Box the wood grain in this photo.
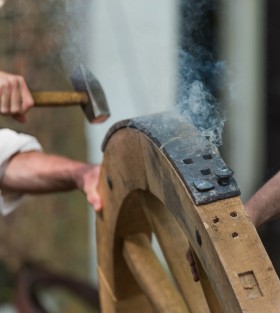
[32,91,88,106]
[97,113,280,313]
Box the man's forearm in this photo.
[245,171,280,227]
[0,151,88,193]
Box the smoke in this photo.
[36,0,91,76]
[176,0,226,147]
[59,0,91,75]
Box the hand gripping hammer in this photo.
[31,65,110,124]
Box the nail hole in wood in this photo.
[107,176,113,190]
[213,216,220,224]
[196,230,202,246]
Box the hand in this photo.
[186,248,200,282]
[74,164,103,211]
[0,71,34,122]
[1,151,103,212]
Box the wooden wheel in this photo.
[96,112,280,313]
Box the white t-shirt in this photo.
[0,129,42,215]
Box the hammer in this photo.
[31,65,110,124]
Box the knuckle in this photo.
[22,96,34,110]
[10,107,19,114]
[17,75,25,83]
[9,77,18,89]
[24,99,34,109]
[0,106,9,113]
[4,81,11,93]
[0,80,9,90]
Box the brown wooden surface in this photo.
[141,192,210,313]
[123,233,190,313]
[190,246,223,313]
[97,118,280,313]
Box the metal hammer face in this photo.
[71,65,110,124]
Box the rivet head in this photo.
[214,166,234,186]
[194,178,215,192]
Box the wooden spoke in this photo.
[123,233,190,313]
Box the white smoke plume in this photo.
[36,0,91,76]
[59,0,91,74]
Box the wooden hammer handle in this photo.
[32,92,88,107]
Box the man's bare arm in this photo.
[245,171,280,228]
[0,151,102,211]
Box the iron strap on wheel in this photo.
[102,112,240,205]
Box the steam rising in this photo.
[35,0,226,146]
[176,0,226,147]
[59,0,90,74]
[37,0,90,76]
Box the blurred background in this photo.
[0,1,93,312]
[0,0,279,312]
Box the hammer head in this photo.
[71,65,110,124]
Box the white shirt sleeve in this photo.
[0,128,42,215]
